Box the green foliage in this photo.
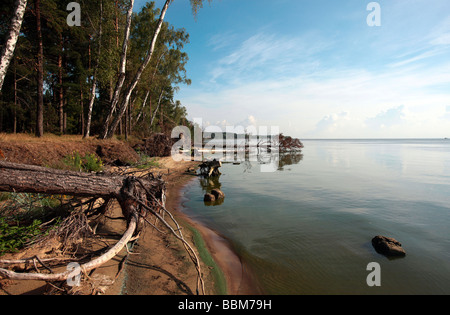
[134,150,160,169]
[0,192,65,255]
[63,151,103,172]
[0,192,11,202]
[0,192,61,222]
[0,0,198,136]
[0,218,43,255]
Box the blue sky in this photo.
[135,0,450,138]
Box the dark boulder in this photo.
[372,235,406,257]
[211,189,225,200]
[204,193,216,202]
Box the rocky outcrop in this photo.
[372,235,406,257]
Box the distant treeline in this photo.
[0,0,192,138]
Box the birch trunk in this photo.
[133,90,150,127]
[0,0,27,92]
[150,88,164,127]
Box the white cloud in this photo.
[365,106,405,129]
[209,31,331,83]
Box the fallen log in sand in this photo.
[0,161,204,294]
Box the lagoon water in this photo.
[181,139,450,294]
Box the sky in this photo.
[135,0,450,139]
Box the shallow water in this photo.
[182,139,450,294]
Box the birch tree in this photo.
[84,0,103,138]
[102,0,171,139]
[0,0,27,92]
[102,0,211,139]
[101,0,134,138]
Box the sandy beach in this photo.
[110,157,262,295]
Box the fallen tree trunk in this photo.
[0,161,165,222]
[0,161,126,199]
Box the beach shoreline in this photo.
[112,157,262,295]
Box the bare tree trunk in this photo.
[0,217,137,282]
[13,58,18,134]
[133,90,150,128]
[84,0,103,139]
[150,88,164,128]
[80,81,85,135]
[0,0,27,92]
[58,34,64,134]
[0,160,166,240]
[104,0,171,139]
[35,0,44,138]
[101,0,134,139]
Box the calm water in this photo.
[181,139,450,294]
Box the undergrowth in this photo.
[63,151,103,172]
[0,192,65,256]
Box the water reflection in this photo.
[278,153,304,171]
[197,152,303,206]
[199,149,304,174]
[199,174,224,207]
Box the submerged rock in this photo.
[372,235,406,257]
[204,193,216,202]
[211,189,225,200]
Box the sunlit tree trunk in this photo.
[58,34,64,134]
[0,0,27,92]
[35,0,44,138]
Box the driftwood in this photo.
[0,161,204,294]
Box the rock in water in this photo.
[204,193,216,202]
[211,189,225,200]
[372,235,406,257]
